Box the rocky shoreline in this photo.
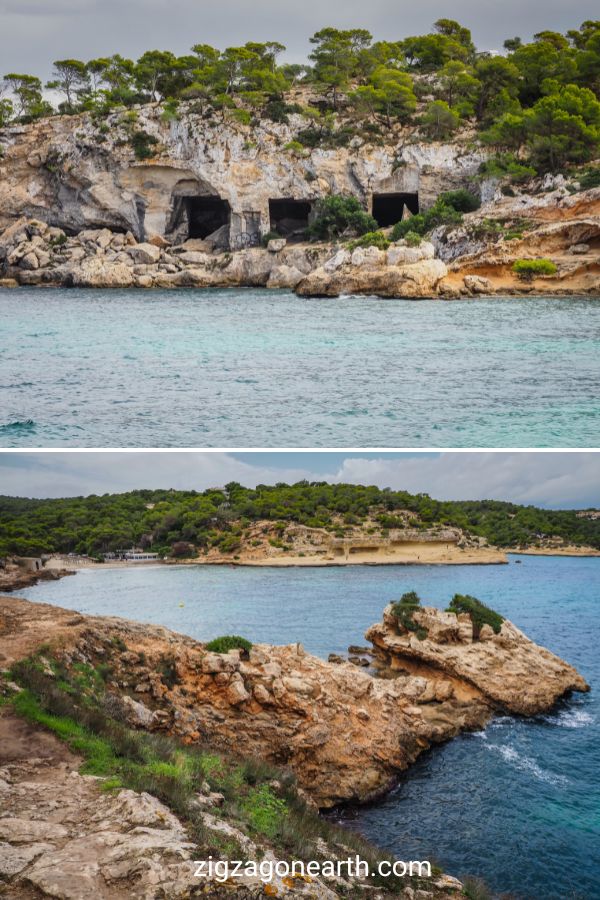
[0,595,588,806]
[0,594,589,898]
[1,213,599,298]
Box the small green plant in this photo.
[404,231,422,247]
[130,130,159,160]
[578,168,600,190]
[283,140,307,156]
[512,258,557,281]
[391,198,462,240]
[479,153,536,184]
[390,591,428,640]
[160,100,180,123]
[205,635,253,655]
[446,594,504,639]
[439,189,480,213]
[242,784,287,838]
[348,230,390,251]
[229,108,252,126]
[261,230,280,247]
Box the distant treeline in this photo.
[1,20,600,173]
[0,482,598,558]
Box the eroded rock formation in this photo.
[0,596,588,814]
[366,603,589,716]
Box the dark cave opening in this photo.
[372,192,419,227]
[269,199,312,238]
[186,196,231,239]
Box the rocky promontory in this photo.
[0,594,590,898]
[366,602,589,716]
[0,595,588,807]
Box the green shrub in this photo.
[215,533,241,553]
[439,189,480,213]
[512,258,558,281]
[242,784,287,838]
[130,130,159,160]
[205,635,253,655]
[391,198,462,240]
[578,168,600,190]
[348,230,390,251]
[404,231,422,247]
[261,230,280,247]
[479,153,537,184]
[446,594,504,639]
[307,194,377,241]
[390,591,428,640]
[283,140,307,156]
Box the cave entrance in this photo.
[186,196,231,239]
[269,199,312,239]
[372,192,419,227]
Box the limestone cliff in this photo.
[0,102,486,245]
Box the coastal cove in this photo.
[2,288,600,448]
[13,554,599,899]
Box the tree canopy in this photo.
[1,20,599,173]
[0,482,598,558]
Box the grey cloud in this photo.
[0,452,597,509]
[0,0,597,78]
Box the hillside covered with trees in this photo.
[0,482,598,558]
[1,19,600,175]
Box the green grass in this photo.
[4,654,441,895]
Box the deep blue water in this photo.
[15,555,599,899]
[1,288,600,447]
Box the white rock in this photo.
[128,242,161,264]
[323,249,350,273]
[351,246,385,267]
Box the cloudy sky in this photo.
[0,0,595,78]
[0,452,597,508]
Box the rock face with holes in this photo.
[0,101,487,247]
[366,604,590,716]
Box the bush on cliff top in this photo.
[446,594,504,638]
[391,591,428,641]
[205,635,253,654]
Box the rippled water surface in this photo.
[1,288,599,447]
[17,555,600,898]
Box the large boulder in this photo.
[71,257,135,288]
[296,258,447,298]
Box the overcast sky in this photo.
[0,0,596,79]
[0,452,597,508]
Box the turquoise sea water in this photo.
[1,288,600,447]
[15,555,599,899]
